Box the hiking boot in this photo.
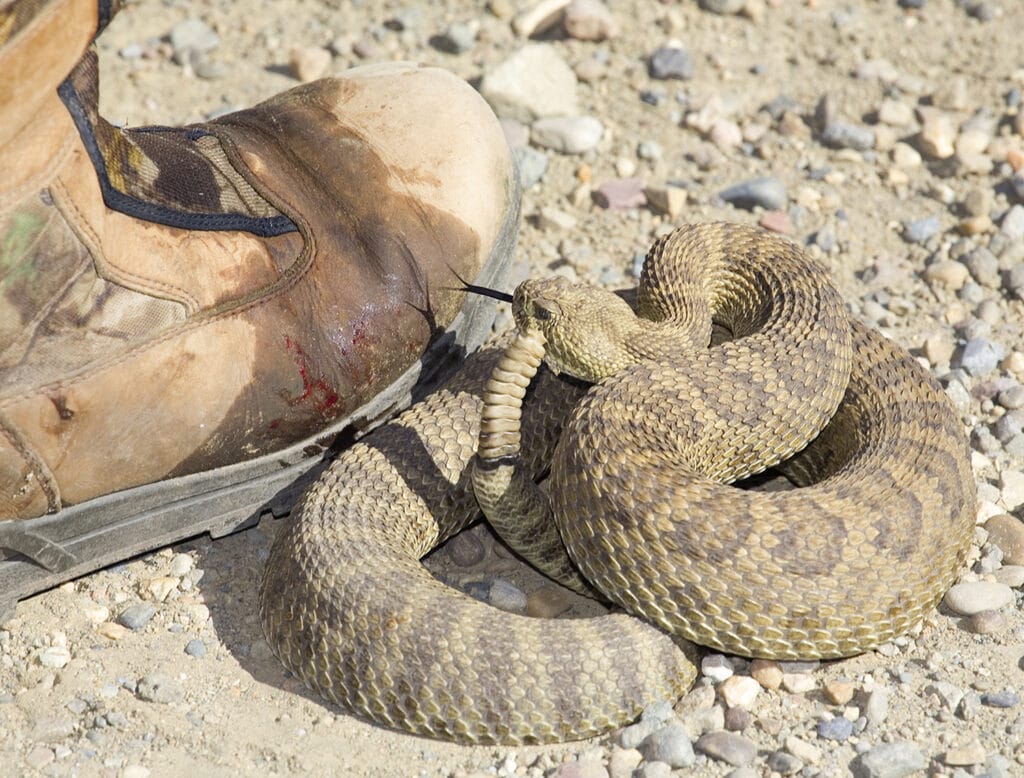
[0,0,519,617]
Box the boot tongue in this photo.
[59,50,296,237]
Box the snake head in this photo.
[512,276,640,382]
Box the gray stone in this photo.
[944,581,1014,615]
[184,639,207,658]
[864,687,889,726]
[695,732,757,766]
[118,603,157,630]
[955,338,1006,375]
[817,716,854,741]
[720,177,787,211]
[169,18,220,62]
[965,247,1000,287]
[998,386,1024,410]
[1002,205,1024,240]
[852,742,927,778]
[136,672,183,704]
[487,578,527,612]
[700,0,746,13]
[513,147,549,190]
[531,116,603,154]
[639,724,695,768]
[648,47,694,80]
[480,45,579,123]
[433,23,475,54]
[986,514,1024,565]
[38,646,70,669]
[634,762,671,778]
[637,140,663,161]
[902,215,941,244]
[981,691,1019,708]
[1006,263,1024,299]
[619,718,658,750]
[766,750,803,774]
[821,122,875,151]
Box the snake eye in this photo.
[533,299,560,321]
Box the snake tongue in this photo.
[460,283,514,303]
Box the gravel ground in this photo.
[3,0,1024,775]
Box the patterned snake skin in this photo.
[260,222,976,745]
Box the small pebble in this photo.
[169,18,219,62]
[854,742,927,778]
[531,116,603,154]
[750,659,783,689]
[919,110,956,159]
[903,215,940,244]
[648,46,693,80]
[766,750,803,775]
[943,581,1014,615]
[118,603,157,630]
[718,675,759,708]
[956,338,1005,376]
[433,23,475,54]
[38,646,70,669]
[821,122,875,151]
[966,609,1007,634]
[184,639,207,658]
[817,716,854,741]
[701,654,735,682]
[168,553,194,577]
[487,578,527,613]
[781,673,816,694]
[514,147,549,189]
[592,178,645,210]
[980,691,1019,708]
[136,672,184,704]
[864,687,889,726]
[823,680,856,705]
[923,260,968,290]
[480,44,580,123]
[943,739,987,766]
[985,514,1024,565]
[639,724,695,768]
[1001,205,1024,239]
[700,0,746,13]
[723,706,753,732]
[644,183,687,218]
[694,732,757,766]
[785,735,822,764]
[288,47,331,82]
[1000,469,1024,509]
[607,748,642,778]
[525,584,573,617]
[562,0,619,41]
[719,177,787,211]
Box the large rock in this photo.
[479,44,580,123]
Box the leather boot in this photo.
[0,0,519,615]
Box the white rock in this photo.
[38,646,70,669]
[480,45,580,122]
[1000,469,1024,510]
[919,110,956,160]
[530,116,603,153]
[563,0,619,41]
[943,581,1014,615]
[717,675,760,708]
[512,0,571,37]
[701,654,735,682]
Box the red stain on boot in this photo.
[284,336,339,414]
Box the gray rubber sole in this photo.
[0,180,520,621]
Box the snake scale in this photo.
[259,222,976,745]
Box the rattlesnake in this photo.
[259,222,975,745]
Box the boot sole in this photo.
[0,177,521,620]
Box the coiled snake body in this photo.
[260,222,975,745]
